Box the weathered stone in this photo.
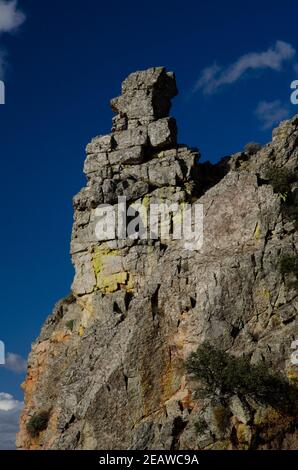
[108,145,144,165]
[102,178,116,204]
[113,126,148,149]
[148,156,183,186]
[230,395,251,424]
[83,153,109,175]
[112,114,127,132]
[17,67,298,452]
[110,67,178,122]
[73,185,103,211]
[116,179,149,201]
[148,117,177,148]
[86,135,113,154]
[72,251,96,295]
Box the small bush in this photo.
[265,166,297,197]
[186,342,296,414]
[282,202,298,230]
[213,405,231,433]
[280,255,298,277]
[26,411,49,438]
[244,142,262,155]
[280,255,298,289]
[65,319,74,331]
[64,292,76,305]
[194,418,208,435]
[265,166,298,230]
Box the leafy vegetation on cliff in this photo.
[26,411,50,438]
[186,342,297,414]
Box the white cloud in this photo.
[0,0,25,34]
[0,1,26,79]
[255,100,290,130]
[0,392,21,411]
[195,41,296,94]
[0,392,23,450]
[4,352,27,374]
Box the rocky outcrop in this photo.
[17,67,298,450]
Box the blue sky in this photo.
[0,0,297,447]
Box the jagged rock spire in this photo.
[71,67,198,295]
[110,67,178,128]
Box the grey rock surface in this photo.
[17,67,298,450]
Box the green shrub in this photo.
[65,319,74,331]
[244,142,262,155]
[282,202,298,230]
[280,255,298,277]
[280,255,298,289]
[26,411,49,438]
[213,405,231,432]
[186,342,296,414]
[265,166,297,197]
[194,418,208,435]
[265,166,298,229]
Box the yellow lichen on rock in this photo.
[92,244,133,293]
[254,222,261,240]
[78,325,85,337]
[287,366,298,386]
[236,423,252,449]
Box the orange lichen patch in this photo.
[172,312,188,350]
[51,330,71,343]
[43,409,60,449]
[140,345,179,419]
[161,363,184,406]
[178,378,195,410]
[17,345,49,448]
[236,422,252,449]
[159,312,196,415]
[287,366,298,386]
[18,410,60,450]
[206,440,231,450]
[253,406,294,443]
[20,340,50,396]
[16,331,69,449]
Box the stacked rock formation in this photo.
[17,67,298,450]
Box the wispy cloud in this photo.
[195,41,296,94]
[255,100,290,130]
[4,352,27,374]
[0,1,26,79]
[0,0,25,34]
[0,392,23,450]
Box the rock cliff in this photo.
[17,67,298,450]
